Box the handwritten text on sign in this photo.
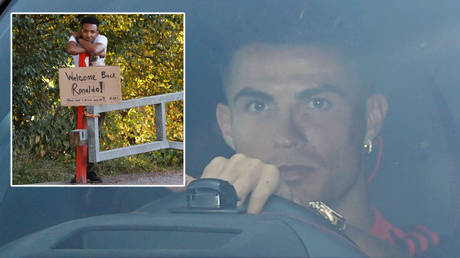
[58,66,122,106]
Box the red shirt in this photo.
[371,208,439,257]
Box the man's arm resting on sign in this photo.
[67,41,88,55]
[77,38,106,56]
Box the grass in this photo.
[12,150,183,185]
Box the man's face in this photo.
[221,45,369,202]
[81,23,98,43]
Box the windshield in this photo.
[1,0,459,257]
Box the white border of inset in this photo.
[10,12,186,188]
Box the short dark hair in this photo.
[221,43,374,104]
[81,16,100,27]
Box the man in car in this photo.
[66,16,107,183]
[187,43,438,257]
[67,16,107,66]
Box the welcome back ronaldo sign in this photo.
[58,66,122,106]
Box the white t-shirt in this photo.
[68,34,108,67]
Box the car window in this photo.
[1,0,459,256]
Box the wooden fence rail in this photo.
[86,91,184,163]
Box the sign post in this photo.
[59,55,122,183]
[76,53,88,184]
[75,105,87,184]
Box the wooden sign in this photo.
[58,66,122,106]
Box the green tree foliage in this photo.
[12,14,184,164]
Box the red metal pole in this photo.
[75,53,89,184]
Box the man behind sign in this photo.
[66,16,107,183]
[67,16,107,67]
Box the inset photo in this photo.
[11,13,184,186]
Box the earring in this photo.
[364,139,373,154]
